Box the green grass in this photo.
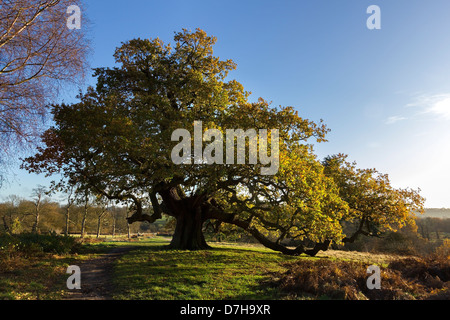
[0,237,116,300]
[0,254,77,300]
[0,235,404,300]
[112,237,299,300]
[110,237,401,300]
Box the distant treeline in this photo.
[340,216,450,256]
[0,195,169,237]
[416,216,450,241]
[1,194,449,256]
[422,208,450,219]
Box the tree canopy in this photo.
[23,29,424,255]
[0,0,89,183]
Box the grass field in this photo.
[111,237,299,300]
[0,237,113,300]
[0,236,447,300]
[110,237,406,300]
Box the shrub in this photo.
[434,239,450,260]
[0,233,20,260]
[19,232,80,255]
[341,228,439,256]
[0,232,81,259]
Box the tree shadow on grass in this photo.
[111,244,297,300]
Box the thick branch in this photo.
[342,217,370,244]
[205,201,308,256]
[126,196,162,224]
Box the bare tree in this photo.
[95,205,107,238]
[31,185,47,233]
[80,190,89,238]
[1,194,21,232]
[94,196,108,238]
[64,185,76,236]
[110,206,117,237]
[0,0,89,181]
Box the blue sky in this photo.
[3,0,450,207]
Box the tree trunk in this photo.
[169,206,210,250]
[80,213,87,238]
[126,204,131,239]
[32,202,40,234]
[152,186,211,250]
[96,217,102,238]
[80,204,88,238]
[65,206,70,236]
[2,216,10,233]
[32,211,39,234]
[80,193,89,238]
[111,210,116,237]
[96,210,106,238]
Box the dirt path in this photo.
[64,246,137,300]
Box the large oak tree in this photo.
[23,29,424,255]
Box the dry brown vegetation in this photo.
[273,251,450,300]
